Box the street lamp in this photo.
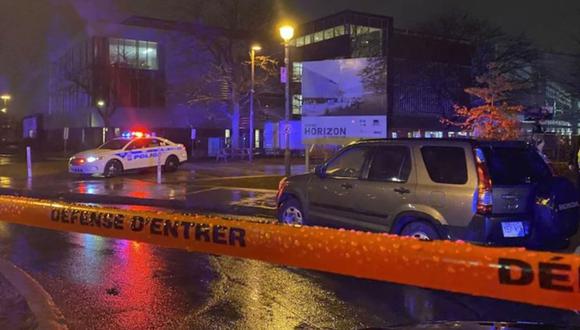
[97,99,105,108]
[249,44,262,162]
[0,108,6,114]
[279,24,294,177]
[1,94,11,108]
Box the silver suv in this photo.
[276,139,579,248]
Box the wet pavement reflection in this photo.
[0,222,578,329]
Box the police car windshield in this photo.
[98,139,131,150]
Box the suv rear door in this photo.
[416,144,476,227]
[350,144,416,232]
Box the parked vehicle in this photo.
[69,132,187,177]
[276,139,579,249]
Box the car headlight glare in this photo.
[86,156,101,163]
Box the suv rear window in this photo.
[421,146,468,184]
[480,146,551,185]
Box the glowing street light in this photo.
[1,94,11,108]
[279,24,294,177]
[279,25,294,42]
[249,44,261,162]
[0,108,6,113]
[97,100,106,108]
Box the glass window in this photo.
[292,62,302,82]
[325,147,368,178]
[304,34,312,45]
[356,26,370,35]
[146,138,161,148]
[138,40,158,70]
[126,139,149,150]
[334,25,345,36]
[292,94,302,115]
[109,38,157,70]
[98,138,130,150]
[313,31,323,42]
[323,28,334,40]
[295,36,305,47]
[254,129,260,148]
[421,147,468,184]
[479,146,551,185]
[368,146,411,182]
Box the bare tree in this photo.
[167,0,279,149]
[417,12,538,80]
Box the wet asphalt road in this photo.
[1,219,580,329]
[1,155,580,328]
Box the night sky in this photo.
[281,0,580,52]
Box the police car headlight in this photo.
[86,156,102,163]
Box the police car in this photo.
[69,132,188,177]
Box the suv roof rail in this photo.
[356,138,531,147]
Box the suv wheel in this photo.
[278,198,305,225]
[400,221,440,241]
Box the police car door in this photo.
[124,139,149,169]
[145,138,163,167]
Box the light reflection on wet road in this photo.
[0,222,578,329]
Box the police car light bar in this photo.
[121,131,149,139]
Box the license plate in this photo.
[501,222,525,238]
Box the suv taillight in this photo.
[475,148,492,215]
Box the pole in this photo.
[156,150,162,184]
[305,144,310,173]
[284,42,291,177]
[26,146,32,178]
[249,48,255,162]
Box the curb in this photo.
[0,259,67,330]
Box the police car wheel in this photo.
[400,221,440,241]
[164,155,179,172]
[278,198,305,225]
[103,160,123,178]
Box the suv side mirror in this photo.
[314,164,326,178]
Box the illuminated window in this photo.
[313,31,323,42]
[254,129,260,148]
[296,36,304,47]
[323,28,334,40]
[292,62,302,82]
[109,38,158,70]
[225,129,230,138]
[292,94,303,115]
[334,25,345,36]
[304,34,312,45]
[425,131,443,138]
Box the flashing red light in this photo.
[121,131,148,139]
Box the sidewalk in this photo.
[0,273,36,329]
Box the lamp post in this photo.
[249,44,261,162]
[279,25,294,177]
[97,100,106,143]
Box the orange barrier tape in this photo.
[0,195,578,311]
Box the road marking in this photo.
[185,187,221,195]
[0,258,67,329]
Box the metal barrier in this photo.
[0,195,578,311]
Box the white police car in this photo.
[69,133,188,177]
